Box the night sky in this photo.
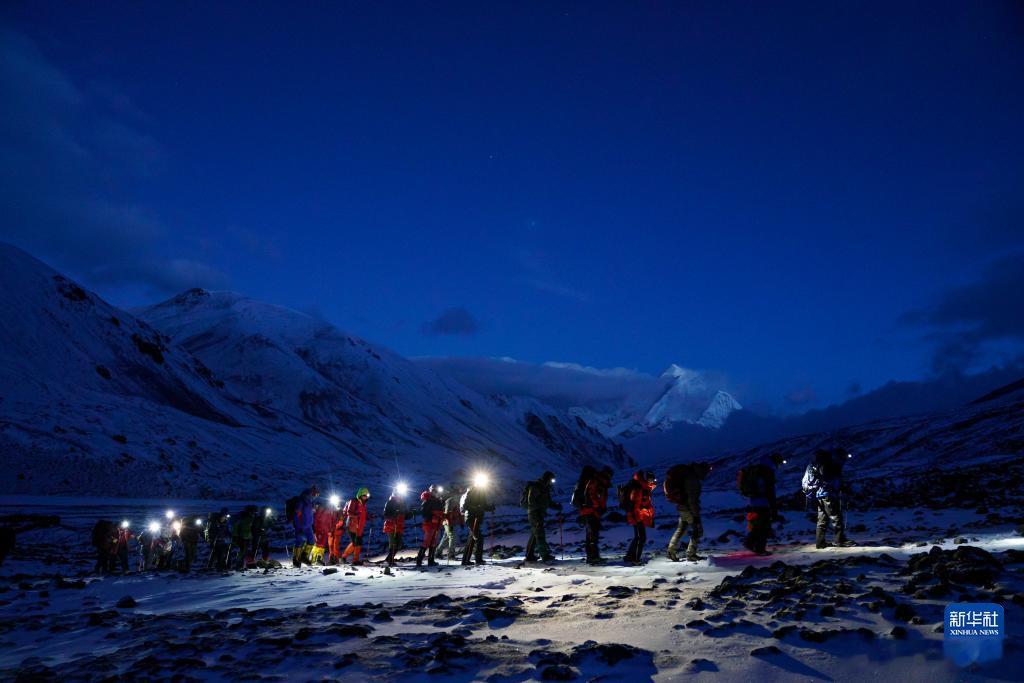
[2,3,1022,411]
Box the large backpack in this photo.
[616,481,637,511]
[91,520,113,548]
[737,464,766,498]
[519,482,532,509]
[801,463,819,496]
[570,465,597,508]
[663,465,691,505]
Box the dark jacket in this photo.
[526,479,562,517]
[460,487,494,518]
[802,451,844,499]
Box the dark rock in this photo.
[890,626,907,639]
[322,567,338,576]
[893,603,915,622]
[541,664,578,680]
[799,629,827,643]
[570,641,641,666]
[751,645,782,656]
[327,624,373,638]
[820,605,835,617]
[116,596,137,609]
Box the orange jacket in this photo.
[627,480,655,527]
[580,475,610,519]
[343,498,368,535]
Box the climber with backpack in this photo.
[802,449,856,549]
[738,453,785,555]
[289,485,318,567]
[622,470,656,565]
[460,473,495,566]
[576,465,613,565]
[205,508,232,570]
[340,487,370,566]
[522,471,563,564]
[91,519,117,574]
[664,462,712,562]
[417,485,445,567]
[439,484,465,562]
[383,484,414,567]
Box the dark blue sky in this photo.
[2,2,1023,411]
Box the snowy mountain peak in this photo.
[696,390,743,429]
[660,363,696,380]
[567,363,742,438]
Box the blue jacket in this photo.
[293,489,314,531]
[746,455,778,508]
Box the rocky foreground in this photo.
[2,543,1021,681]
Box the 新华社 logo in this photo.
[944,603,1004,666]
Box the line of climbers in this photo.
[90,448,854,573]
[287,475,496,569]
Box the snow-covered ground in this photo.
[2,495,1021,680]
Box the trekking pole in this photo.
[559,515,564,560]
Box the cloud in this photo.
[414,356,733,413]
[422,307,480,337]
[0,27,225,297]
[783,385,817,407]
[902,251,1024,373]
[513,248,592,303]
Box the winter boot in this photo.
[351,547,363,566]
[416,547,426,567]
[666,549,680,562]
[291,546,302,568]
[300,543,314,566]
[815,529,829,549]
[427,546,438,567]
[835,532,856,547]
[686,553,705,562]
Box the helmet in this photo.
[356,487,370,499]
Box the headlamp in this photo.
[147,521,160,533]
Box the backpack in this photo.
[92,520,113,547]
[737,464,766,498]
[616,481,637,511]
[518,482,532,509]
[570,465,597,508]
[285,496,299,523]
[801,464,818,496]
[663,464,691,505]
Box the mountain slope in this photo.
[137,289,630,484]
[702,377,1024,498]
[0,243,626,498]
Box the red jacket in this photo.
[627,479,656,527]
[420,491,445,528]
[580,475,610,519]
[382,495,407,534]
[313,508,336,543]
[343,498,368,535]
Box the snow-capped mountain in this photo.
[0,243,628,498]
[570,364,742,438]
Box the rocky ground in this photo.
[0,497,1022,681]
